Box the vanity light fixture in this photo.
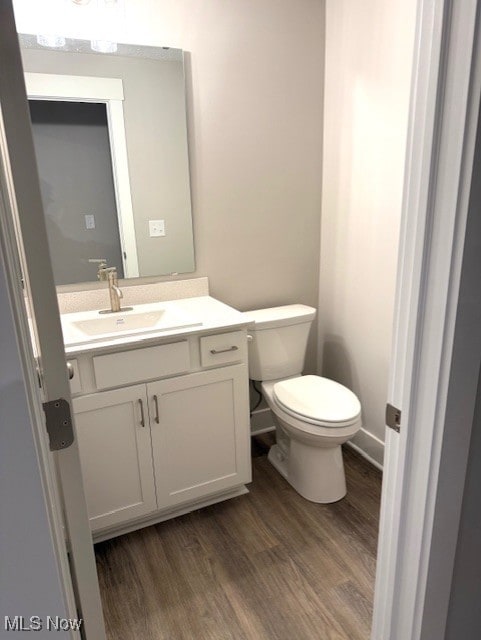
[36,0,79,49]
[36,34,66,48]
[36,0,124,53]
[90,0,124,53]
[90,39,118,53]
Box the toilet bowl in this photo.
[262,376,361,503]
[246,304,362,503]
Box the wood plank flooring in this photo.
[95,435,382,640]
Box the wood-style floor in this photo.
[95,435,382,640]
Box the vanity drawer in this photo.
[200,331,246,368]
[93,341,190,390]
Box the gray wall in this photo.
[22,47,195,278]
[445,370,481,639]
[440,102,481,640]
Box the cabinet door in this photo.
[149,364,251,509]
[73,385,156,532]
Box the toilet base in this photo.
[268,443,289,479]
[268,441,347,504]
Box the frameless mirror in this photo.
[19,35,195,286]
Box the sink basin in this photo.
[72,310,167,336]
[61,302,202,347]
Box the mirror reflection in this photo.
[20,35,195,286]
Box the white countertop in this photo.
[62,296,250,356]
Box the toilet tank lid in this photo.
[244,304,316,330]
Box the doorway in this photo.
[24,70,140,280]
[29,99,125,284]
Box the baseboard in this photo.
[250,407,275,435]
[347,428,384,471]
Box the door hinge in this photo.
[42,398,74,451]
[386,403,401,433]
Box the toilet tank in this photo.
[245,304,316,381]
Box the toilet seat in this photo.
[272,375,361,428]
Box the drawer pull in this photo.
[138,399,145,427]
[153,395,160,424]
[210,345,239,355]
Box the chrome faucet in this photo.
[98,266,131,314]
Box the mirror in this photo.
[19,35,195,286]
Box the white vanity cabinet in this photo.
[68,325,251,540]
[72,385,156,532]
[149,365,249,509]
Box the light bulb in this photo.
[90,40,118,53]
[36,34,66,48]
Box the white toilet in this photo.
[246,304,361,503]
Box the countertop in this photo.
[62,296,250,356]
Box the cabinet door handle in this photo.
[210,345,239,355]
[153,394,160,424]
[66,361,75,380]
[138,399,145,427]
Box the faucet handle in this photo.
[88,258,111,281]
[99,265,118,281]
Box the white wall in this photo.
[13,0,325,373]
[319,0,417,465]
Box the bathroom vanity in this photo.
[62,296,252,542]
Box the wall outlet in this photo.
[149,219,166,237]
[84,214,96,230]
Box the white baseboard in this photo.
[347,428,384,471]
[250,407,275,435]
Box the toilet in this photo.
[246,304,361,503]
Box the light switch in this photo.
[149,219,166,237]
[85,214,96,230]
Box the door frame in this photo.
[0,197,82,638]
[0,3,106,638]
[372,0,481,638]
[25,71,140,279]
[0,119,81,640]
